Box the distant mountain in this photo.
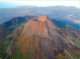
[0,16,34,41]
[0,6,80,24]
[0,16,34,29]
[51,19,80,32]
[7,16,80,59]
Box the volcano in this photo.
[12,16,80,59]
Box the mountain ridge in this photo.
[10,16,80,59]
[0,16,80,59]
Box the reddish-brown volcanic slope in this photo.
[13,16,80,59]
[22,16,58,38]
[15,16,67,59]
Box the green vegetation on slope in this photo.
[0,44,7,59]
[0,37,13,59]
[11,48,32,59]
[0,22,26,59]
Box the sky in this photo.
[0,0,80,8]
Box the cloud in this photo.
[0,0,80,8]
[0,0,80,1]
[74,20,80,24]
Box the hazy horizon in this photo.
[0,0,80,8]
